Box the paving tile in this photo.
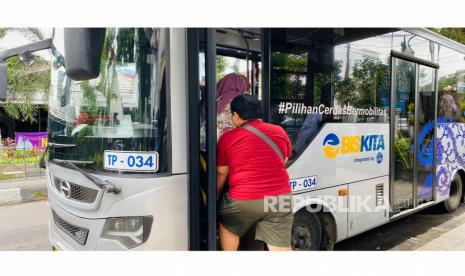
[427,236,462,249]
[435,234,464,244]
[413,229,444,242]
[416,244,447,251]
[442,226,465,239]
[449,240,465,251]
[390,238,423,251]
[337,206,465,251]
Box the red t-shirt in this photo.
[217,120,292,200]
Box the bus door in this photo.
[215,29,264,250]
[187,28,264,250]
[390,52,439,213]
[187,29,217,250]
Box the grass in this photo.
[0,149,44,181]
[0,149,43,165]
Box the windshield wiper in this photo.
[40,143,78,168]
[53,159,94,165]
[48,142,77,148]
[56,160,121,194]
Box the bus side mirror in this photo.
[0,38,52,102]
[0,61,7,102]
[64,28,105,81]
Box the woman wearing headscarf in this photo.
[200,73,250,150]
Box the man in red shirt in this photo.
[217,94,293,251]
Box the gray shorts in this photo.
[219,193,294,247]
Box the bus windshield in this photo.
[47,28,169,174]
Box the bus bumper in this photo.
[48,198,167,251]
[48,200,112,250]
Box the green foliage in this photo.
[271,48,389,117]
[216,56,227,80]
[270,52,308,99]
[3,56,50,123]
[335,78,357,105]
[431,28,465,120]
[351,57,388,108]
[438,69,465,92]
[76,126,94,145]
[75,28,128,119]
[9,28,44,41]
[272,52,307,72]
[313,73,330,104]
[394,137,411,169]
[439,74,457,90]
[430,28,465,45]
[0,149,42,165]
[1,28,51,123]
[80,81,98,115]
[115,28,135,62]
[335,57,388,110]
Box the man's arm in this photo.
[216,165,229,199]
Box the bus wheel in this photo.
[291,211,322,251]
[319,213,336,250]
[443,173,463,213]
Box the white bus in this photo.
[2,28,465,250]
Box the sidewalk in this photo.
[417,211,465,251]
[0,177,48,206]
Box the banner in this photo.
[14,132,48,149]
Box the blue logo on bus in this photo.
[322,133,340,158]
[323,133,385,159]
[376,152,383,164]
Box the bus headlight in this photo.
[101,216,153,249]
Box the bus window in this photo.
[48,28,169,173]
[438,47,465,123]
[269,28,392,162]
[217,54,262,98]
[392,30,439,64]
[203,28,262,143]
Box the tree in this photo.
[0,28,51,123]
[3,56,50,123]
[334,56,389,119]
[430,28,465,45]
[270,52,307,99]
[351,57,388,108]
[216,56,227,80]
[438,70,465,91]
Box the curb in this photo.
[0,183,47,206]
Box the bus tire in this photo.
[319,213,336,251]
[460,171,465,203]
[291,210,322,251]
[442,173,463,213]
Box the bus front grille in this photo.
[52,176,99,203]
[52,211,89,245]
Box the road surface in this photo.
[0,201,464,251]
[335,204,465,250]
[0,201,50,250]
